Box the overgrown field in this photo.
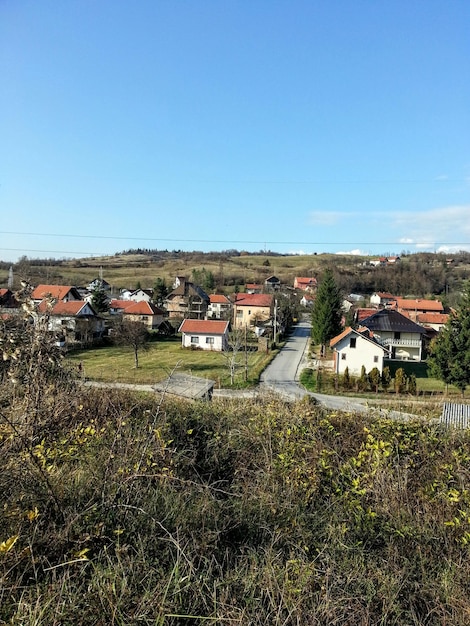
[2,380,470,624]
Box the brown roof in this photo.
[178,319,229,334]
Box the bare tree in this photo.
[222,327,246,385]
[113,320,149,368]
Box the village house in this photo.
[121,301,165,330]
[31,284,82,304]
[369,292,397,308]
[359,309,428,362]
[394,298,444,322]
[294,277,317,292]
[264,275,281,291]
[179,319,229,351]
[232,293,274,329]
[207,294,232,319]
[245,283,263,294]
[38,300,105,347]
[330,327,390,376]
[165,278,210,320]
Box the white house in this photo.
[207,294,232,319]
[179,319,229,351]
[330,327,389,376]
[360,309,427,361]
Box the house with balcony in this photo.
[165,278,210,321]
[359,309,427,362]
[207,294,232,319]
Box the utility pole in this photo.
[244,324,248,382]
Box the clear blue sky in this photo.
[1,0,469,262]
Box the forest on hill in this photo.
[2,249,470,302]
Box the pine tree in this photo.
[428,284,470,396]
[311,268,343,355]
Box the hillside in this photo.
[2,249,470,300]
[2,382,470,624]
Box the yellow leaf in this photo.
[26,507,39,522]
[0,535,19,553]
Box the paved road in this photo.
[258,322,419,419]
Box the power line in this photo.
[1,231,470,248]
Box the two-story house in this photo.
[232,293,274,329]
[165,278,210,320]
[359,309,428,361]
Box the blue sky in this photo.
[1,1,469,263]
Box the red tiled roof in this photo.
[395,298,443,312]
[330,326,353,347]
[38,300,90,315]
[355,308,377,322]
[123,301,164,316]
[109,299,131,310]
[209,294,230,304]
[178,319,229,334]
[234,293,273,307]
[31,285,77,300]
[417,313,450,325]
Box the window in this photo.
[236,310,243,318]
[206,337,214,344]
[341,353,347,360]
[349,337,356,348]
[190,336,199,344]
[394,332,401,340]
[374,355,379,363]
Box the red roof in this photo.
[38,300,91,315]
[234,293,273,307]
[31,285,77,300]
[110,299,131,310]
[123,301,164,316]
[178,319,229,334]
[417,313,449,325]
[330,326,354,347]
[355,308,377,322]
[209,294,230,304]
[395,298,443,313]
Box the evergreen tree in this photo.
[91,287,109,313]
[394,368,406,394]
[311,268,343,354]
[368,367,381,394]
[428,284,470,396]
[381,366,391,393]
[153,278,169,307]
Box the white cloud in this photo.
[391,205,470,250]
[335,249,368,256]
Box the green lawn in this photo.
[67,338,278,388]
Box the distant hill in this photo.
[1,249,470,302]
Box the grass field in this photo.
[67,336,278,388]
